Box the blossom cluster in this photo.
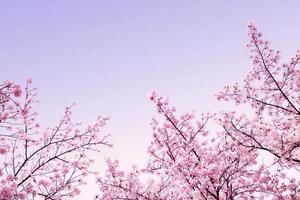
[99,24,300,199]
[0,79,110,199]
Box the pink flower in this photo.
[27,78,32,84]
[38,179,49,187]
[6,174,15,181]
[0,148,7,155]
[17,192,26,199]
[73,188,81,195]
[0,112,9,121]
[13,85,22,97]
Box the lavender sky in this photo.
[1,1,300,198]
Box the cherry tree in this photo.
[0,79,110,199]
[216,23,300,198]
[98,24,300,199]
[99,93,274,200]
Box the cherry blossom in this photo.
[99,24,300,199]
[0,79,111,199]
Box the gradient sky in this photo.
[1,1,300,199]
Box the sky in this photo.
[1,1,300,199]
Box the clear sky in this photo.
[1,1,300,199]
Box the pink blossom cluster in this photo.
[98,24,300,199]
[0,80,111,199]
[1,23,300,199]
